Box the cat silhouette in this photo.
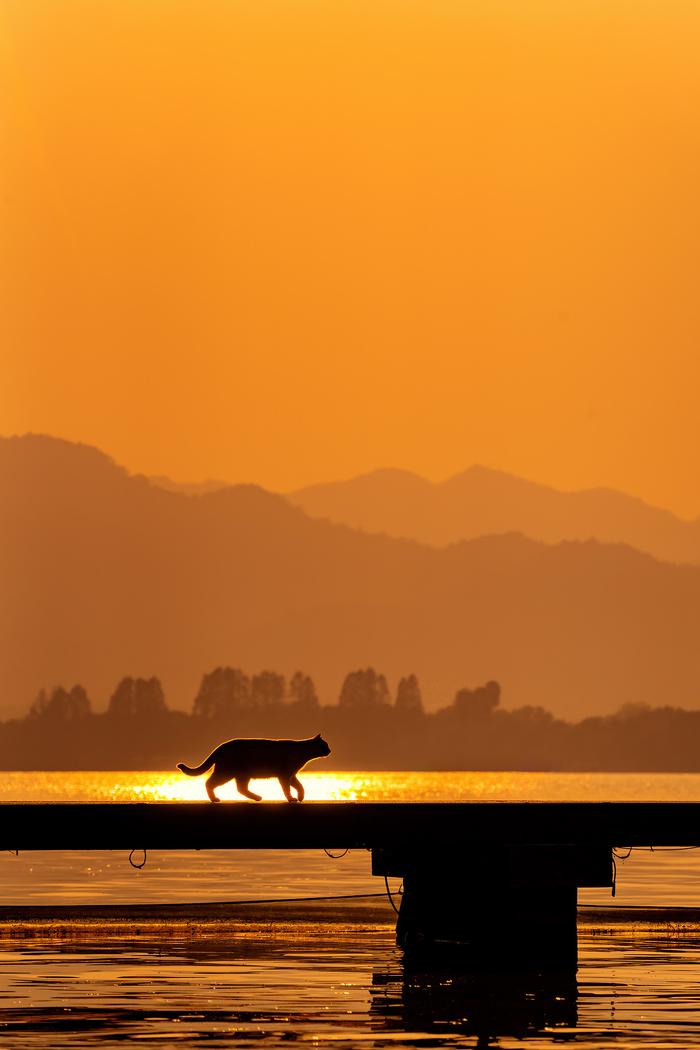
[177,733,331,802]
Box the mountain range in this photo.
[160,464,700,564]
[2,433,700,720]
[288,467,700,564]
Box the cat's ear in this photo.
[314,733,321,740]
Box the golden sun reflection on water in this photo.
[2,769,700,803]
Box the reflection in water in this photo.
[0,930,386,1048]
[1,929,700,1048]
[371,958,577,1048]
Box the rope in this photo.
[611,844,700,897]
[384,875,402,914]
[129,849,147,869]
[614,845,700,856]
[121,891,399,906]
[324,848,350,859]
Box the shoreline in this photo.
[1,902,700,938]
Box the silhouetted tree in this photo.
[289,671,319,710]
[452,680,500,719]
[108,677,166,718]
[251,671,286,708]
[108,678,132,717]
[510,705,555,727]
[395,674,423,714]
[339,668,390,708]
[16,666,700,773]
[29,689,48,716]
[29,685,91,722]
[192,667,251,719]
[137,677,166,716]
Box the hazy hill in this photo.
[148,475,230,496]
[289,466,700,564]
[2,434,700,720]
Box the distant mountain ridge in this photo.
[3,434,700,722]
[148,475,230,496]
[288,466,700,564]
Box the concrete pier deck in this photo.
[2,800,700,850]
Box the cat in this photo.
[177,733,331,802]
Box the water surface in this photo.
[2,927,700,1048]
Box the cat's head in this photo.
[312,733,331,757]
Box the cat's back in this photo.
[215,736,298,774]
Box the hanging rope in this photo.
[129,848,147,869]
[610,844,700,898]
[384,875,402,914]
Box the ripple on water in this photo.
[1,928,700,1048]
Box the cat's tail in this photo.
[176,749,218,777]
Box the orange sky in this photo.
[2,1,699,513]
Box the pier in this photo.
[3,801,699,969]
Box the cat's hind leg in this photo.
[236,778,262,802]
[290,775,305,801]
[205,768,230,803]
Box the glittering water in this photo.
[4,768,699,804]
[2,927,700,1048]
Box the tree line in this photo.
[1,667,698,771]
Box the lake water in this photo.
[3,927,700,1048]
[2,772,700,1048]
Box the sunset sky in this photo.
[2,1,699,514]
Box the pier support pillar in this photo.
[396,878,578,969]
[372,843,612,971]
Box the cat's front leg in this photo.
[278,776,298,802]
[290,775,305,801]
